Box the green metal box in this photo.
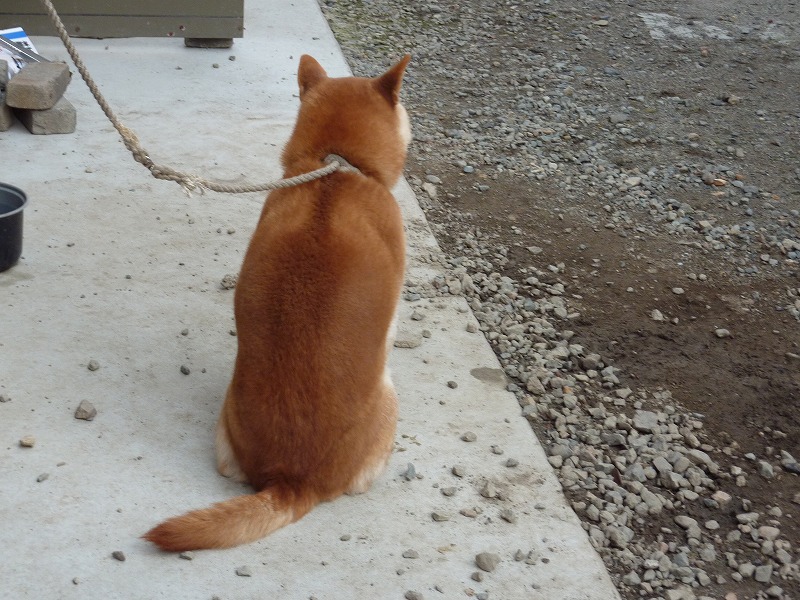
[0,0,244,39]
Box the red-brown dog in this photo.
[145,54,411,551]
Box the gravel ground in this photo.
[319,1,799,599]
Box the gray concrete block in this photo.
[15,96,76,134]
[6,62,71,110]
[0,103,14,131]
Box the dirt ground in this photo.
[428,175,800,462]
[400,0,800,438]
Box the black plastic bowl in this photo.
[0,183,28,272]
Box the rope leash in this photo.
[38,0,343,194]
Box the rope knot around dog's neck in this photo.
[324,154,361,175]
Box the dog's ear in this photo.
[374,54,411,105]
[298,55,328,98]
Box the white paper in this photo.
[0,27,39,78]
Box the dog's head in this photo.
[283,54,412,188]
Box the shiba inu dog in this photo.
[144,54,411,551]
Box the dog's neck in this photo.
[324,153,362,176]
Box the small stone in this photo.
[775,550,792,567]
[235,566,251,577]
[499,508,517,523]
[425,174,442,184]
[780,450,800,474]
[665,587,695,600]
[622,571,641,586]
[480,481,497,499]
[505,458,519,468]
[758,525,780,541]
[606,525,634,548]
[441,487,456,497]
[754,564,773,583]
[220,274,237,290]
[394,332,422,349]
[446,380,458,389]
[74,400,97,421]
[672,287,685,295]
[758,461,774,478]
[736,511,760,525]
[179,551,194,560]
[402,549,419,559]
[405,592,424,600]
[472,571,484,582]
[87,360,100,371]
[402,463,416,481]
[653,455,673,474]
[19,435,36,448]
[461,431,477,442]
[674,515,698,529]
[340,534,351,541]
[37,473,49,482]
[651,309,665,321]
[422,182,437,199]
[633,410,659,433]
[585,504,600,521]
[673,456,692,473]
[112,551,126,562]
[699,545,716,562]
[431,511,450,521]
[452,465,465,477]
[475,552,501,572]
[715,328,731,338]
[615,388,632,399]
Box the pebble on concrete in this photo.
[475,552,501,572]
[74,400,97,421]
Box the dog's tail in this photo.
[143,485,314,551]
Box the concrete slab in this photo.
[0,1,621,598]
